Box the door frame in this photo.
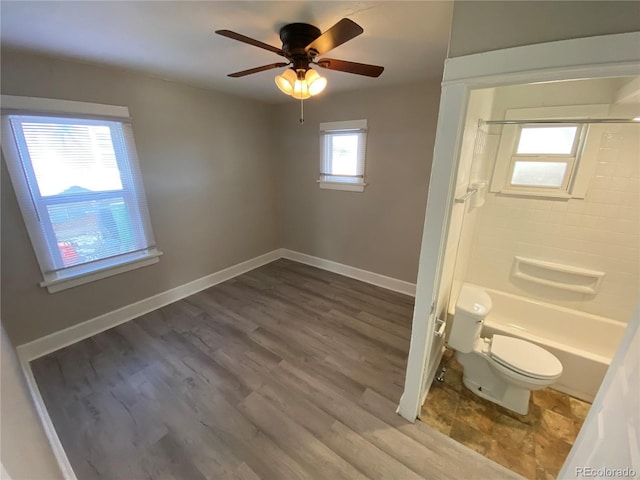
[397,31,640,421]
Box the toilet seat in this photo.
[489,335,563,380]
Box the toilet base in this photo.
[456,350,531,415]
[461,375,530,415]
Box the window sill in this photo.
[499,189,572,199]
[40,249,163,293]
[318,181,367,192]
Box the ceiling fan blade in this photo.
[316,58,384,77]
[216,30,285,57]
[305,18,363,56]
[227,62,289,78]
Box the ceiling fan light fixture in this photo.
[275,68,326,99]
[292,78,311,100]
[275,68,297,95]
[305,69,327,96]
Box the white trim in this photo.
[1,463,13,480]
[398,82,468,421]
[318,181,366,192]
[17,357,77,480]
[42,250,163,293]
[1,95,129,118]
[399,31,640,423]
[281,249,416,297]
[16,249,282,361]
[17,247,416,361]
[319,119,367,131]
[442,32,640,86]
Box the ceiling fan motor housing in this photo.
[280,23,321,73]
[279,23,321,54]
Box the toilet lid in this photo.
[489,335,563,379]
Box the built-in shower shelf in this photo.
[512,256,605,294]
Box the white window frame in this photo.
[489,104,609,198]
[318,119,367,192]
[1,95,162,293]
[504,122,584,193]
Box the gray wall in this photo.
[1,50,279,345]
[448,1,640,57]
[1,322,63,479]
[1,51,442,345]
[275,81,441,283]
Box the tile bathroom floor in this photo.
[420,351,591,480]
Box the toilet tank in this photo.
[448,285,493,353]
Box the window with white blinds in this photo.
[1,96,161,293]
[319,119,367,192]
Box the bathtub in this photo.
[449,284,627,402]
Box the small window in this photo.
[489,105,607,199]
[504,124,584,195]
[1,96,161,292]
[319,119,367,192]
[506,124,581,194]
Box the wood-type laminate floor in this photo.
[32,259,522,480]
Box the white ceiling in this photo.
[0,1,453,103]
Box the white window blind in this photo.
[1,97,160,292]
[319,119,367,192]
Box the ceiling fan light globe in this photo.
[275,69,297,96]
[292,79,311,100]
[275,76,293,95]
[305,69,327,96]
[308,76,327,96]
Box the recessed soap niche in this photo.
[511,256,605,294]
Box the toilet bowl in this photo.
[448,285,563,415]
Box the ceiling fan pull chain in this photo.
[300,98,304,125]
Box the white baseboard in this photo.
[16,249,282,362]
[18,357,78,480]
[281,249,416,297]
[17,248,416,363]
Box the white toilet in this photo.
[448,284,563,415]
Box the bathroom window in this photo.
[505,124,584,192]
[488,104,606,199]
[318,119,367,192]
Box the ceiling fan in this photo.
[215,18,384,100]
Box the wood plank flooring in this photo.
[32,259,521,480]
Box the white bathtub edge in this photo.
[484,319,612,367]
[475,283,625,327]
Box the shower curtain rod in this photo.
[480,118,640,125]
